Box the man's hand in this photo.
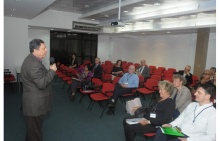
[50,64,57,71]
[121,84,128,88]
[162,124,172,127]
[139,119,149,126]
[178,138,187,141]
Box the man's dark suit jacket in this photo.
[21,54,55,117]
[178,71,193,86]
[138,66,150,79]
[91,64,103,79]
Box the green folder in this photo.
[160,127,189,137]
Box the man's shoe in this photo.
[107,102,115,108]
[69,95,75,100]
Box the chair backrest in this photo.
[167,68,176,73]
[92,78,102,86]
[134,63,140,69]
[102,83,115,96]
[157,67,166,72]
[138,75,145,83]
[105,60,112,66]
[164,78,173,83]
[145,79,158,90]
[112,77,121,85]
[151,75,161,81]
[153,71,163,77]
[149,65,156,71]
[103,74,112,81]
[192,75,199,84]
[164,73,173,79]
[127,62,133,66]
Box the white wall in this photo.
[206,32,216,69]
[28,29,50,69]
[4,17,29,81]
[98,33,197,72]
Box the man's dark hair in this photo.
[198,83,216,99]
[29,39,44,53]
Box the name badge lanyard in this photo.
[126,74,133,82]
[193,105,213,123]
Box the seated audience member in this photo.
[107,65,139,115]
[210,67,216,85]
[70,64,93,100]
[193,70,215,90]
[178,65,192,87]
[137,59,150,81]
[111,60,124,76]
[154,83,216,141]
[91,57,103,79]
[123,81,175,141]
[172,74,191,119]
[69,54,78,68]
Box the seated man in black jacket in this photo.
[123,80,175,141]
[178,65,192,87]
[91,57,103,79]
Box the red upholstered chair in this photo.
[105,60,112,65]
[78,78,103,103]
[153,71,163,78]
[112,76,121,85]
[151,75,161,81]
[88,83,115,118]
[137,79,158,104]
[105,66,113,74]
[167,68,176,73]
[138,75,145,87]
[102,73,112,82]
[149,66,157,74]
[157,67,166,72]
[144,133,156,139]
[134,63,140,69]
[164,73,173,79]
[4,69,16,90]
[127,62,133,66]
[191,75,199,87]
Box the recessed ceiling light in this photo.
[154,3,160,6]
[50,29,54,30]
[104,15,109,17]
[15,0,21,1]
[10,9,16,11]
[91,19,95,20]
[166,31,171,33]
[10,15,13,16]
[85,5,90,8]
[142,33,146,34]
[123,11,129,13]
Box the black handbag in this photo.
[82,81,95,91]
[134,106,151,118]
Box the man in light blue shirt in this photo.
[107,65,139,115]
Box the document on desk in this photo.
[126,118,146,125]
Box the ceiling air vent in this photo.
[72,22,101,31]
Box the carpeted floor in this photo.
[4,80,155,141]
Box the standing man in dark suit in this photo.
[21,39,57,141]
[91,57,103,79]
[137,59,150,81]
[178,65,193,87]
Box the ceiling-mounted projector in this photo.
[111,21,125,27]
